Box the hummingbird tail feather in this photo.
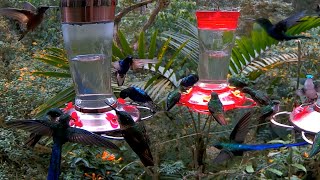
[47,141,62,180]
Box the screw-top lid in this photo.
[196,11,240,30]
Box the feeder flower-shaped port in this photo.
[106,113,119,128]
[69,112,83,127]
[64,102,74,112]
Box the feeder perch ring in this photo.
[270,111,294,129]
[301,131,313,144]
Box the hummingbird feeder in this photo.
[271,102,320,144]
[178,10,255,113]
[60,0,153,139]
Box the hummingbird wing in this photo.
[212,149,234,164]
[67,127,119,150]
[0,8,34,25]
[274,11,307,32]
[22,2,37,12]
[6,120,54,136]
[229,111,253,143]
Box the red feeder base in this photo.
[178,83,256,114]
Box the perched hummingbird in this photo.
[228,76,251,89]
[0,2,52,41]
[112,56,158,86]
[120,86,157,112]
[208,92,227,125]
[255,11,310,41]
[6,113,119,180]
[296,74,319,103]
[166,89,181,111]
[309,131,320,157]
[24,108,63,147]
[106,102,154,167]
[242,87,273,106]
[179,74,199,91]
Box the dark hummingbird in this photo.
[309,131,320,157]
[296,74,319,103]
[106,102,154,167]
[255,11,310,41]
[179,74,199,91]
[24,108,63,147]
[0,2,53,41]
[112,56,158,86]
[6,113,119,180]
[166,89,181,111]
[242,87,273,106]
[256,100,280,133]
[228,76,251,89]
[120,86,157,112]
[208,92,227,125]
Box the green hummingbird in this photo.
[25,108,63,147]
[0,2,54,41]
[309,131,320,157]
[6,113,119,179]
[242,87,273,106]
[166,89,181,111]
[228,76,251,89]
[208,92,227,125]
[256,100,280,133]
[106,102,154,167]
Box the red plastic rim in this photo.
[196,11,240,30]
[178,83,255,114]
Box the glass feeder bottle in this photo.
[61,0,117,112]
[196,10,240,85]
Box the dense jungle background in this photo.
[1,0,320,179]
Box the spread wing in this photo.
[6,120,54,137]
[0,8,34,24]
[22,2,37,12]
[67,127,119,150]
[274,10,306,32]
[131,58,158,70]
[212,149,234,164]
[230,111,253,143]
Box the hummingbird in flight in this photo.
[6,112,119,180]
[0,2,55,41]
[242,87,273,106]
[24,108,64,148]
[255,11,310,41]
[112,56,158,86]
[120,86,157,113]
[106,102,154,167]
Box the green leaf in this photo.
[291,163,307,173]
[164,39,189,73]
[32,71,71,78]
[155,38,171,71]
[112,42,125,60]
[138,31,145,58]
[267,168,283,176]
[148,30,158,59]
[245,164,254,173]
[144,74,161,89]
[118,30,133,55]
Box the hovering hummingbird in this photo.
[255,11,310,41]
[242,87,273,106]
[228,76,251,89]
[179,74,199,91]
[25,108,63,148]
[166,89,181,111]
[0,2,54,41]
[208,92,227,125]
[309,131,320,157]
[213,111,308,164]
[112,56,158,86]
[106,102,154,167]
[120,86,157,112]
[296,74,319,103]
[6,113,119,180]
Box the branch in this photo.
[114,0,155,24]
[142,0,170,32]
